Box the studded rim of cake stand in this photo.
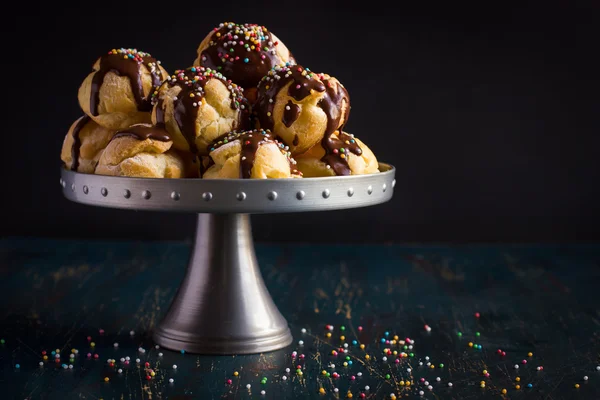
[60,164,396,355]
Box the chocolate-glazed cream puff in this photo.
[95,123,187,178]
[151,66,250,157]
[194,22,295,103]
[203,129,301,179]
[254,64,350,156]
[295,131,379,177]
[78,48,169,130]
[60,115,116,174]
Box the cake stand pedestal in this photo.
[60,164,395,354]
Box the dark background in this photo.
[2,2,599,243]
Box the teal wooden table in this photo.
[1,239,599,399]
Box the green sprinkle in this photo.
[340,326,345,331]
[457,332,462,337]
[439,363,444,368]
[475,332,481,337]
[409,353,414,357]
[326,372,330,377]
[403,345,408,350]
[346,356,350,361]
[385,374,391,380]
[0,339,4,344]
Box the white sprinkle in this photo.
[419,362,423,366]
[334,388,339,393]
[425,356,430,361]
[285,106,291,110]
[55,354,60,359]
[74,350,79,354]
[448,382,453,387]
[118,368,123,373]
[130,330,135,336]
[514,364,519,369]
[584,376,589,381]
[436,377,441,382]
[241,156,247,161]
[597,366,600,371]
[424,381,429,385]
[343,349,348,353]
[155,345,160,349]
[282,375,287,381]
[365,385,370,390]
[301,328,307,333]
[326,165,331,169]
[39,362,44,366]
[193,102,197,107]
[343,343,349,348]
[261,390,266,395]
[158,353,163,357]
[427,385,433,390]
[382,357,387,362]
[285,368,290,373]
[537,366,541,371]
[419,391,424,396]
[136,359,141,363]
[357,372,362,377]
[63,364,68,369]
[69,364,73,369]
[114,343,119,348]
[298,340,304,345]
[169,378,174,383]
[173,365,177,369]
[173,96,178,101]
[125,357,130,361]
[246,384,251,389]
[427,362,431,366]
[69,354,74,358]
[120,358,125,362]
[241,105,245,109]
[407,368,411,373]
[408,345,413,350]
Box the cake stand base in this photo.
[152,213,293,354]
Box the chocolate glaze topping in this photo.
[199,22,295,90]
[113,124,171,142]
[151,66,249,155]
[208,129,300,179]
[282,100,300,127]
[256,64,358,175]
[70,115,91,171]
[90,49,163,116]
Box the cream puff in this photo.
[95,123,186,178]
[78,48,168,130]
[295,131,379,176]
[60,115,116,174]
[203,129,301,179]
[194,22,295,103]
[254,64,350,155]
[151,66,250,157]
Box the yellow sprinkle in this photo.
[515,377,520,382]
[319,388,325,394]
[347,392,353,398]
[399,381,405,386]
[189,93,195,97]
[71,349,76,354]
[575,384,580,389]
[326,333,332,338]
[468,342,473,347]
[56,349,60,353]
[430,365,435,369]
[528,352,533,357]
[297,371,303,376]
[480,381,486,385]
[390,395,396,400]
[346,140,350,144]
[104,377,109,382]
[393,335,399,340]
[43,356,48,360]
[233,371,239,376]
[251,46,255,50]
[405,381,411,386]
[391,340,396,345]
[501,389,507,394]
[340,154,346,159]
[267,112,271,117]
[340,336,345,341]
[343,362,348,367]
[331,350,336,355]
[90,342,96,347]
[123,56,128,59]
[515,385,521,390]
[483,370,487,374]
[150,371,156,377]
[365,355,370,360]
[360,344,365,349]
[393,351,398,356]
[322,370,327,376]
[480,383,485,388]
[216,33,221,37]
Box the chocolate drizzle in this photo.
[208,129,299,178]
[90,49,163,116]
[151,67,249,155]
[320,131,362,176]
[199,22,295,90]
[113,124,171,142]
[70,115,91,171]
[255,65,325,132]
[282,100,300,127]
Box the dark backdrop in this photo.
[2,2,600,243]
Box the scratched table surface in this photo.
[1,238,599,400]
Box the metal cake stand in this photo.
[59,164,396,354]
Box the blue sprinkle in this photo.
[244,58,249,63]
[350,139,355,143]
[180,350,185,354]
[348,360,353,365]
[15,364,20,369]
[191,67,196,72]
[380,338,386,343]
[384,332,390,337]
[352,340,358,346]
[527,384,532,388]
[51,351,56,356]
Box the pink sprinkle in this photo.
[395,359,400,364]
[295,85,301,89]
[358,326,363,331]
[351,375,356,380]
[485,373,490,377]
[87,336,92,341]
[497,349,502,354]
[420,378,425,383]
[99,329,105,335]
[93,354,99,359]
[502,351,506,356]
[475,312,481,318]
[332,351,338,356]
[386,340,390,345]
[261,55,266,59]
[522,360,527,364]
[227,379,232,385]
[299,354,305,360]
[87,353,92,358]
[360,394,366,398]
[124,360,129,365]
